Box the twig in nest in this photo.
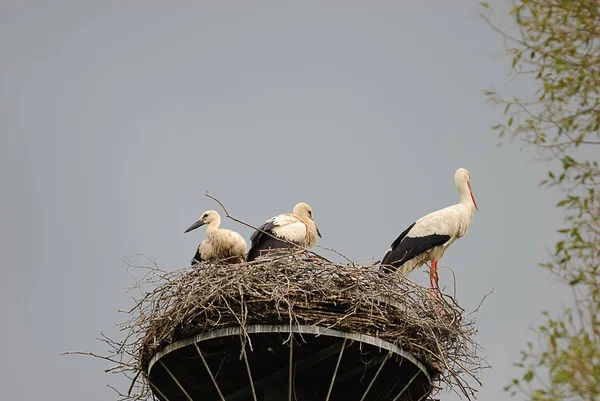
[470,288,495,315]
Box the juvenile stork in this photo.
[247,202,322,262]
[184,210,247,265]
[380,168,478,295]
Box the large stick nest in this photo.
[102,250,484,400]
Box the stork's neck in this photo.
[295,214,318,247]
[205,217,222,233]
[458,181,474,206]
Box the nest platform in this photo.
[148,324,432,401]
[113,251,482,401]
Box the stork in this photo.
[247,202,322,262]
[380,168,478,296]
[184,210,247,265]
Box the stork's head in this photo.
[184,210,221,233]
[455,168,478,211]
[293,202,322,238]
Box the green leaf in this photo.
[553,369,572,383]
[569,275,582,285]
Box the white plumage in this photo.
[381,168,478,294]
[247,202,322,261]
[269,215,308,239]
[184,210,247,265]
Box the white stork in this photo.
[184,210,247,265]
[247,202,322,262]
[380,168,478,295]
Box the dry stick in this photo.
[469,288,495,315]
[128,371,141,396]
[61,351,122,369]
[314,244,354,264]
[442,265,459,300]
[428,326,473,400]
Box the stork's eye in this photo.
[203,214,208,219]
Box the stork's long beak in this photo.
[316,225,322,238]
[184,219,205,233]
[468,182,479,212]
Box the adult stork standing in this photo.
[380,168,478,295]
[247,202,322,262]
[184,210,247,265]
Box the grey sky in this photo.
[1,1,570,400]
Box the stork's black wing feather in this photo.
[389,222,416,250]
[247,221,295,262]
[249,221,277,243]
[381,222,450,271]
[191,247,203,266]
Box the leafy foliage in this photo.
[482,0,600,400]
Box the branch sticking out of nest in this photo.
[70,250,488,401]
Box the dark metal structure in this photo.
[147,325,433,401]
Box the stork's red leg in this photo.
[429,259,436,299]
[429,259,442,300]
[429,259,440,291]
[432,259,440,293]
[430,259,446,316]
[429,260,435,290]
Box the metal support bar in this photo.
[334,353,387,384]
[241,346,258,401]
[288,333,293,401]
[415,390,434,401]
[158,360,193,401]
[194,343,226,401]
[149,381,171,401]
[225,339,354,401]
[392,369,422,401]
[325,338,348,401]
[359,351,392,401]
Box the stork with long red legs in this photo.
[380,168,478,297]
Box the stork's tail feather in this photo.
[247,236,294,262]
